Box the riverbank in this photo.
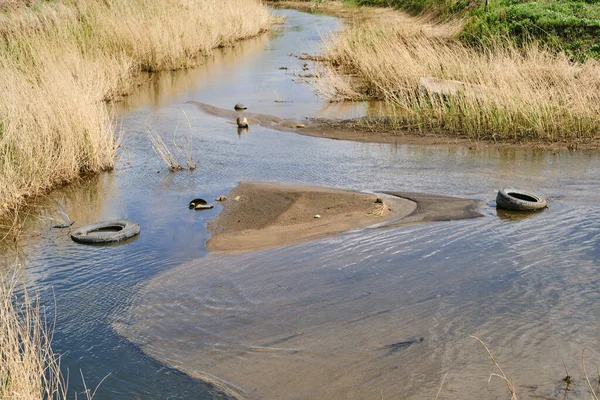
[0,0,275,221]
[273,1,600,149]
[193,101,600,150]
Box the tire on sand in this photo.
[496,188,547,211]
[71,219,140,244]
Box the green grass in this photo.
[350,0,600,61]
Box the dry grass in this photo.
[583,348,599,400]
[471,335,517,400]
[0,269,64,399]
[0,0,274,219]
[149,109,198,171]
[315,9,600,145]
[149,133,183,172]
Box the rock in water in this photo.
[237,117,249,128]
[234,103,247,110]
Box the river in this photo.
[3,8,600,400]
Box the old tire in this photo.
[496,188,547,211]
[71,219,140,244]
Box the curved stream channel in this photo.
[4,9,600,400]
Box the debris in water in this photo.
[52,221,75,229]
[383,337,424,352]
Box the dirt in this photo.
[206,182,485,253]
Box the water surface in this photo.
[3,8,600,400]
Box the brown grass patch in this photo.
[0,269,64,399]
[315,7,600,145]
[0,0,274,219]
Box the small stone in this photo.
[216,195,227,201]
[234,103,248,110]
[314,214,321,219]
[375,198,384,204]
[296,123,306,128]
[236,117,249,128]
[234,196,241,201]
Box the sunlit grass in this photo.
[0,269,64,399]
[0,0,274,219]
[315,10,600,145]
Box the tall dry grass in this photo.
[316,10,600,144]
[0,0,274,218]
[0,270,64,399]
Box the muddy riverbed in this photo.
[3,8,600,400]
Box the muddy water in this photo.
[4,8,600,400]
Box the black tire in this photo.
[496,188,547,211]
[189,198,208,209]
[71,219,140,244]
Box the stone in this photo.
[417,77,486,101]
[236,117,249,128]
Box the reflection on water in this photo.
[116,10,391,121]
[495,208,545,221]
[2,7,600,400]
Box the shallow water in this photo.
[4,8,600,400]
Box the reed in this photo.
[0,270,64,399]
[0,0,274,219]
[316,11,600,145]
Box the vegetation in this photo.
[0,0,274,219]
[0,271,64,399]
[315,7,600,145]
[351,0,600,62]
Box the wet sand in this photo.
[207,182,484,253]
[207,182,416,253]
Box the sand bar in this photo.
[207,182,417,253]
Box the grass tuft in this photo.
[0,269,64,399]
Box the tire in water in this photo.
[496,188,547,211]
[71,219,140,244]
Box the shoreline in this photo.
[191,101,600,151]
